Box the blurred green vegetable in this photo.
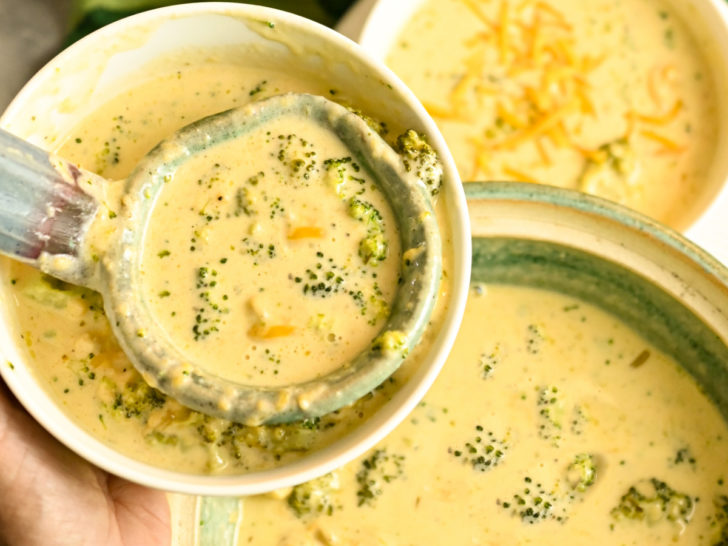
[67,0,356,45]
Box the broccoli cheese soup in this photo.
[238,283,728,545]
[1,64,452,474]
[137,108,403,388]
[386,0,719,229]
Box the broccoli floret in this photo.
[347,198,388,264]
[356,448,405,506]
[565,453,598,492]
[371,330,407,356]
[578,138,639,197]
[451,425,509,472]
[324,156,358,195]
[394,129,443,197]
[537,385,565,445]
[348,197,381,223]
[501,476,567,524]
[287,472,341,518]
[359,232,388,264]
[111,380,167,419]
[610,478,694,527]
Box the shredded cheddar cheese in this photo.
[430,0,691,183]
[387,0,717,228]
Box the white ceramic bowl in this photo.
[0,3,470,495]
[345,0,728,265]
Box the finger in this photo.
[108,477,171,546]
[0,373,24,412]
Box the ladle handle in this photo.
[0,129,99,279]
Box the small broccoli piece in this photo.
[348,197,381,224]
[565,453,597,492]
[501,476,567,524]
[214,419,321,459]
[324,156,358,195]
[347,198,388,264]
[346,107,389,138]
[451,425,509,472]
[525,323,546,354]
[710,494,728,545]
[356,448,405,506]
[479,343,503,379]
[570,405,588,436]
[111,380,167,419]
[23,273,105,313]
[537,385,565,445]
[359,232,388,264]
[578,138,639,197]
[610,478,694,527]
[233,186,256,216]
[394,129,443,197]
[371,330,407,356]
[287,472,341,518]
[672,446,697,467]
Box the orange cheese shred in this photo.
[631,100,683,125]
[288,226,324,239]
[639,129,686,153]
[248,324,297,339]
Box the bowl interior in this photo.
[0,3,470,495]
[466,182,728,420]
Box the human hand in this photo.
[0,378,170,546]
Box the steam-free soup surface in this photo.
[238,284,728,545]
[387,0,719,229]
[2,64,449,474]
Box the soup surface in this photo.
[386,0,719,229]
[238,284,728,545]
[2,64,450,474]
[138,108,401,387]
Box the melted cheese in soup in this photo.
[239,284,728,545]
[139,110,401,387]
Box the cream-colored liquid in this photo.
[387,0,719,229]
[239,284,728,545]
[140,110,400,386]
[2,64,450,474]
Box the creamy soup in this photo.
[238,284,728,545]
[386,0,719,229]
[138,109,401,387]
[2,64,451,474]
